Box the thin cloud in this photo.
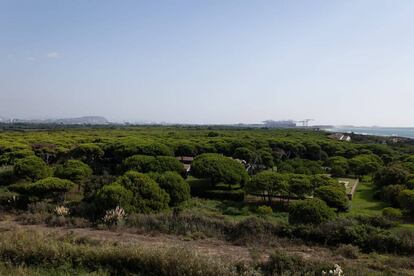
[27,57,36,61]
[47,52,60,59]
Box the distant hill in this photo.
[47,116,109,125]
[2,116,110,125]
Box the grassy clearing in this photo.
[183,198,288,224]
[349,181,388,216]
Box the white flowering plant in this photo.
[322,264,344,276]
[103,206,126,225]
[54,206,70,217]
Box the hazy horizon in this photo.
[1,1,414,127]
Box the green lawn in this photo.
[349,181,388,216]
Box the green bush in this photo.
[150,171,190,206]
[13,156,50,181]
[115,171,170,213]
[261,250,332,275]
[54,159,92,184]
[223,207,243,216]
[382,207,403,221]
[374,164,410,187]
[398,189,414,214]
[315,185,349,212]
[10,177,74,202]
[0,166,17,186]
[335,244,360,259]
[382,184,406,207]
[95,183,134,213]
[0,187,19,209]
[289,198,335,225]
[256,205,273,217]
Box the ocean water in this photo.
[325,127,414,139]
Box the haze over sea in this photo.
[327,126,414,139]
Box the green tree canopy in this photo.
[95,183,134,212]
[246,171,288,204]
[123,155,183,174]
[287,174,312,199]
[10,177,74,202]
[315,185,349,212]
[115,171,170,213]
[13,156,50,181]
[70,143,104,166]
[289,198,335,225]
[150,171,190,206]
[374,164,410,187]
[398,189,414,214]
[54,159,92,184]
[191,153,248,186]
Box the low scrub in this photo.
[0,230,240,276]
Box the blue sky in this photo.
[1,1,414,126]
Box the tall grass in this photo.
[0,229,242,276]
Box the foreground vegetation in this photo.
[1,125,414,274]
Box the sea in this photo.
[324,127,414,139]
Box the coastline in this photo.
[323,127,414,139]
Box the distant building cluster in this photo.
[263,120,296,128]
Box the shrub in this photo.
[150,171,190,206]
[94,183,134,213]
[13,156,50,181]
[260,250,333,275]
[382,184,406,207]
[223,207,243,216]
[54,206,70,217]
[116,171,170,213]
[228,217,279,245]
[54,159,92,184]
[398,189,414,214]
[315,185,349,212]
[374,164,410,187]
[103,206,126,225]
[27,201,53,214]
[0,166,17,186]
[353,215,396,229]
[256,205,273,217]
[289,198,335,225]
[0,188,19,209]
[335,244,360,259]
[382,207,403,221]
[10,177,75,202]
[126,213,229,239]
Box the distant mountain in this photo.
[2,116,110,125]
[48,116,109,125]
